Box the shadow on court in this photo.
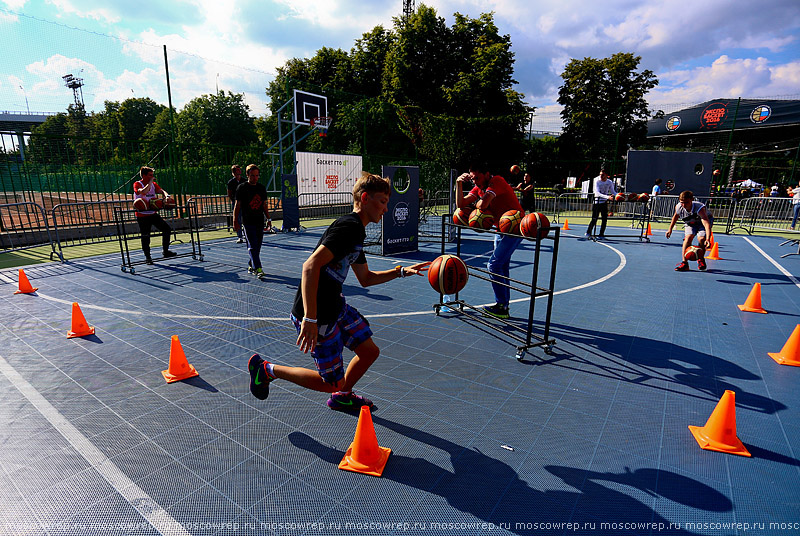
[289,415,728,535]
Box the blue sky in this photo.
[1,0,799,133]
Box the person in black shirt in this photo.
[226,165,245,243]
[233,164,272,279]
[247,173,430,410]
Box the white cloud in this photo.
[46,0,120,22]
[648,55,800,107]
[1,0,28,10]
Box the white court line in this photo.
[743,236,800,290]
[34,241,627,321]
[0,355,191,536]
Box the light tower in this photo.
[403,0,415,22]
[62,73,85,108]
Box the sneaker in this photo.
[483,303,510,319]
[580,233,591,241]
[697,258,707,271]
[145,257,154,265]
[675,261,689,272]
[255,268,265,280]
[596,235,606,241]
[236,238,245,244]
[247,266,256,274]
[327,391,375,412]
[163,250,177,258]
[248,354,273,400]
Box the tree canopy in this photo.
[557,52,658,162]
[266,4,530,169]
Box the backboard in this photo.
[293,89,328,126]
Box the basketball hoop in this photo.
[311,116,332,137]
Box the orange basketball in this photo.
[684,246,704,261]
[164,196,177,208]
[428,255,469,295]
[498,210,523,234]
[453,208,471,227]
[469,209,494,230]
[615,193,626,202]
[627,192,638,202]
[520,212,550,238]
[133,198,148,211]
[149,198,165,210]
[638,193,650,203]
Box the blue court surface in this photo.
[1,224,799,536]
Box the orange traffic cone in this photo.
[562,219,570,230]
[14,269,38,294]
[339,406,391,477]
[738,283,767,314]
[67,302,95,338]
[646,224,653,236]
[706,242,722,260]
[161,335,199,383]
[768,324,800,366]
[688,390,750,456]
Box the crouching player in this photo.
[247,173,430,411]
[666,190,712,272]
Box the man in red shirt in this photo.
[133,166,176,264]
[456,163,524,319]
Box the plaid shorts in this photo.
[291,303,372,384]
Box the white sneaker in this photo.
[236,238,244,244]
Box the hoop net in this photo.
[311,116,332,137]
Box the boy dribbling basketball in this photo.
[247,173,429,411]
[666,190,712,272]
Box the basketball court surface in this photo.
[1,224,799,535]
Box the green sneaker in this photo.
[255,268,265,279]
[483,303,510,319]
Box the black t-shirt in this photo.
[291,212,367,324]
[227,176,244,201]
[235,182,268,226]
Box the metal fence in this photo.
[0,202,58,259]
[729,197,800,234]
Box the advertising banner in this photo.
[647,99,800,137]
[382,166,419,255]
[296,151,363,207]
[626,150,713,195]
[280,174,300,231]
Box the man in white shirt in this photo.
[789,181,800,230]
[584,168,616,240]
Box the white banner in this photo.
[296,152,363,207]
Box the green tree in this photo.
[557,52,658,161]
[176,91,257,165]
[118,97,166,141]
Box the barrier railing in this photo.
[0,202,60,260]
[114,205,200,273]
[729,197,800,235]
[51,200,183,259]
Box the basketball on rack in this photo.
[498,210,523,234]
[428,254,469,295]
[627,192,639,202]
[133,198,148,211]
[164,196,177,208]
[453,208,471,227]
[520,212,550,238]
[149,198,165,210]
[615,193,626,202]
[469,209,494,230]
[638,193,650,203]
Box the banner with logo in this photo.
[647,99,800,137]
[280,174,300,231]
[296,152,363,207]
[382,166,419,255]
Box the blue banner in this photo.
[281,174,300,231]
[381,166,419,255]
